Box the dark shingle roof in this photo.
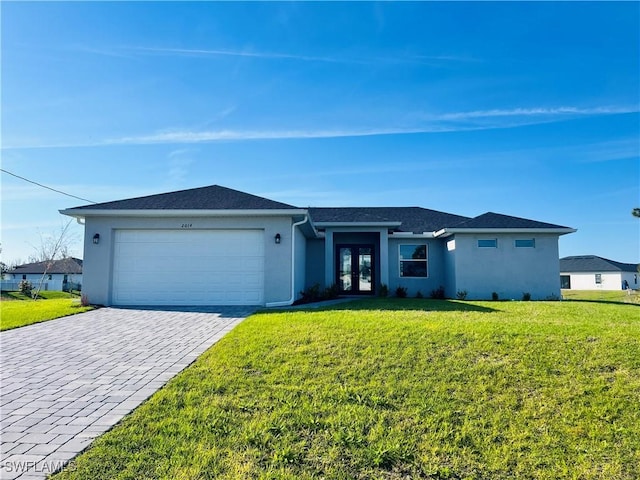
[63,185,574,235]
[450,212,572,230]
[309,207,470,234]
[69,185,297,210]
[560,256,638,273]
[10,257,83,275]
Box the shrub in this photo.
[81,294,90,307]
[296,283,341,305]
[19,280,33,297]
[456,290,468,300]
[415,290,423,299]
[298,284,321,304]
[395,286,407,298]
[378,284,389,298]
[430,286,446,299]
[522,292,531,301]
[322,284,340,300]
[492,292,499,301]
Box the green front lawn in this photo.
[0,291,93,331]
[562,288,639,304]
[55,299,639,479]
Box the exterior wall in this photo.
[387,237,445,297]
[443,238,457,298]
[561,271,637,291]
[8,273,82,291]
[305,238,325,289]
[452,233,561,300]
[293,224,307,301]
[623,271,639,290]
[83,215,295,306]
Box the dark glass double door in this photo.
[336,244,374,295]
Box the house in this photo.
[5,257,83,292]
[560,256,638,291]
[60,185,575,306]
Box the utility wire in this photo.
[1,168,97,204]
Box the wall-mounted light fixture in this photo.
[93,233,100,245]
[275,233,281,244]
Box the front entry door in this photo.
[336,245,374,295]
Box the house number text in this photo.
[181,223,193,228]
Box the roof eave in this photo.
[434,227,577,237]
[314,221,402,228]
[59,208,309,218]
[389,231,436,238]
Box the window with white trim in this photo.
[399,244,428,277]
[478,239,497,248]
[595,274,602,284]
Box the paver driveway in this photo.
[0,307,251,479]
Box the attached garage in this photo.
[112,229,265,306]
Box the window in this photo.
[595,274,602,284]
[48,274,53,280]
[399,244,427,277]
[22,274,26,280]
[515,239,535,248]
[478,239,497,248]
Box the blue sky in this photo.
[2,2,639,264]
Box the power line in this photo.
[1,168,97,204]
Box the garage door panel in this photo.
[112,229,264,306]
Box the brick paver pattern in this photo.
[0,307,250,479]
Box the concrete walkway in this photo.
[0,307,250,479]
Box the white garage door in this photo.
[112,229,264,306]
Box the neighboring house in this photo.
[60,185,575,306]
[560,256,639,291]
[6,257,83,291]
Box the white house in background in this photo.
[6,257,83,291]
[60,185,576,306]
[560,256,638,291]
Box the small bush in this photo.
[395,286,407,298]
[415,290,423,299]
[430,286,446,299]
[298,284,321,304]
[81,294,90,307]
[456,290,468,300]
[296,283,341,305]
[378,284,389,297]
[522,292,531,301]
[322,284,340,300]
[492,292,499,301]
[19,280,33,297]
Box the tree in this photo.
[31,220,76,299]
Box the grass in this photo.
[562,288,639,304]
[54,299,639,479]
[0,291,93,331]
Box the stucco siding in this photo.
[561,271,636,290]
[305,238,325,289]
[83,215,294,306]
[293,224,307,301]
[387,238,445,297]
[623,271,639,289]
[443,238,457,298]
[8,273,82,292]
[453,233,561,300]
